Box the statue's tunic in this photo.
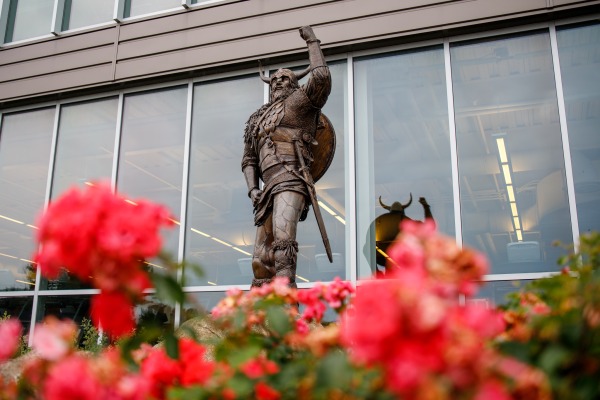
[242,66,331,227]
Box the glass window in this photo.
[557,24,600,236]
[125,0,181,17]
[0,296,33,333]
[5,0,54,43]
[0,108,55,291]
[184,75,263,287]
[470,280,532,307]
[117,86,188,264]
[51,98,118,199]
[354,47,454,278]
[62,0,115,31]
[39,98,119,291]
[451,32,572,274]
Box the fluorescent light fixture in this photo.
[20,258,35,264]
[507,185,515,202]
[513,217,521,230]
[516,230,523,241]
[207,281,217,286]
[125,199,137,206]
[15,280,34,286]
[496,138,508,163]
[296,275,310,283]
[502,164,512,185]
[335,215,346,225]
[143,261,165,269]
[0,252,17,259]
[510,202,518,217]
[169,218,180,225]
[318,200,336,216]
[0,215,24,224]
[27,224,38,229]
[232,247,252,256]
[211,237,232,247]
[191,228,210,237]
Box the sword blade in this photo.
[293,141,333,263]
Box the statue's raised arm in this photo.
[299,26,331,109]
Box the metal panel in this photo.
[0,45,114,83]
[0,27,116,65]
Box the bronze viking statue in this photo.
[241,26,333,288]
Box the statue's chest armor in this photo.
[259,91,316,141]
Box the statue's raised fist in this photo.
[299,26,317,42]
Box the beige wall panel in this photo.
[117,0,447,43]
[0,27,116,66]
[0,45,114,83]
[114,30,300,80]
[0,65,113,99]
[117,0,452,61]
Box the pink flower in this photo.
[0,318,22,362]
[42,354,102,400]
[32,316,77,361]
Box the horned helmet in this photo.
[258,62,311,89]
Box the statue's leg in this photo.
[272,191,305,289]
[251,215,275,288]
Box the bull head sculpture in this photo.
[374,193,434,268]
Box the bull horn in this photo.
[294,65,311,81]
[378,196,391,211]
[258,61,270,84]
[402,193,413,209]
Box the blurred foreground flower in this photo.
[33,182,175,337]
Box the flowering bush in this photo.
[499,232,600,400]
[2,184,594,399]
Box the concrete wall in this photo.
[0,0,598,107]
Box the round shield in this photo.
[310,113,336,183]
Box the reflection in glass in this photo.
[557,24,600,236]
[0,296,33,333]
[8,0,54,42]
[62,0,115,31]
[0,108,55,291]
[185,76,263,287]
[126,0,181,17]
[181,291,227,323]
[451,33,572,274]
[470,280,531,307]
[135,294,174,340]
[354,47,453,278]
[52,98,118,198]
[118,86,187,262]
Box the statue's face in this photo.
[270,70,296,101]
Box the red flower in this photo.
[141,347,182,400]
[91,291,136,338]
[255,381,281,400]
[179,339,215,386]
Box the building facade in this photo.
[0,0,599,338]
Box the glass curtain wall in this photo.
[125,0,182,18]
[184,75,263,288]
[354,47,453,278]
[451,32,573,275]
[0,21,597,333]
[0,108,55,292]
[556,24,600,236]
[62,0,115,31]
[5,0,54,42]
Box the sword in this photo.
[293,140,333,263]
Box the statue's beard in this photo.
[271,87,294,102]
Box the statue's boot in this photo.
[273,239,299,289]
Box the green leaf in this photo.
[151,272,185,304]
[539,344,570,374]
[226,342,262,367]
[315,351,352,390]
[164,331,180,360]
[227,375,254,398]
[266,305,293,336]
